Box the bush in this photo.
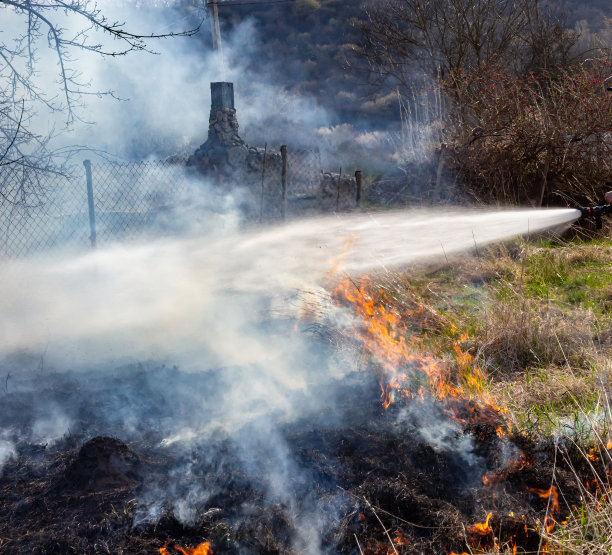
[441,58,612,207]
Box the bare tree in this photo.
[0,0,201,205]
[356,0,579,87]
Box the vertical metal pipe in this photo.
[259,143,267,223]
[83,159,96,248]
[280,145,287,221]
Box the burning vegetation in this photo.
[0,235,611,554]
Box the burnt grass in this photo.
[0,362,596,555]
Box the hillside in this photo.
[177,0,611,130]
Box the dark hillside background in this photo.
[176,0,611,133]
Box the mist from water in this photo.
[0,207,579,362]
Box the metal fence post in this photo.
[355,170,362,207]
[280,145,287,221]
[83,159,96,248]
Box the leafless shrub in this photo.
[441,57,612,206]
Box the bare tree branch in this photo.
[0,0,202,205]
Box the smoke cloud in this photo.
[3,0,409,172]
[0,205,581,549]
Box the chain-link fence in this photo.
[0,149,363,259]
[287,149,322,198]
[0,160,193,258]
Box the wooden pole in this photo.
[281,145,287,221]
[207,0,225,73]
[259,142,267,222]
[355,170,362,207]
[83,159,96,248]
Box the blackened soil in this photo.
[0,365,596,554]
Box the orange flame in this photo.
[527,485,559,533]
[470,512,493,535]
[393,530,409,546]
[333,276,508,428]
[159,542,212,555]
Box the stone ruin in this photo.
[186,82,281,183]
[186,82,358,218]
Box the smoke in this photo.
[2,0,410,172]
[30,407,72,444]
[0,4,587,540]
[0,205,582,549]
[398,403,481,470]
[6,2,333,161]
[0,437,16,473]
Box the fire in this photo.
[332,276,508,422]
[470,512,493,535]
[393,530,409,546]
[527,485,559,533]
[159,542,212,555]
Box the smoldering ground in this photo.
[0,203,585,553]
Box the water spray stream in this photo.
[0,207,580,359]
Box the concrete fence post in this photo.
[83,159,96,248]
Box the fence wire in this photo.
[0,150,358,259]
[0,160,192,258]
[90,161,192,243]
[287,149,322,198]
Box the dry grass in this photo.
[341,234,612,554]
[375,235,612,435]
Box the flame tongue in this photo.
[527,485,560,533]
[159,542,212,555]
[470,512,493,535]
[333,276,507,425]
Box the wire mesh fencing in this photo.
[0,149,363,259]
[286,148,361,214]
[287,149,322,198]
[0,164,86,258]
[86,160,194,244]
[0,160,194,258]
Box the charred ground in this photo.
[0,360,595,554]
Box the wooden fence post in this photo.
[355,170,362,207]
[280,145,287,221]
[83,159,96,248]
[335,168,342,212]
[259,143,267,223]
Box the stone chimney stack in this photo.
[187,81,278,188]
[207,82,244,147]
[211,82,234,109]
